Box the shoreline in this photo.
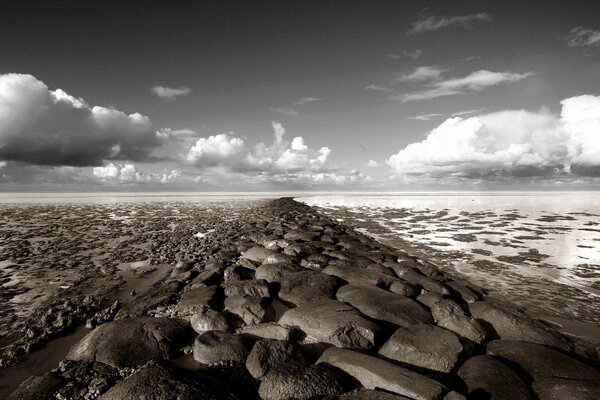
[2,198,599,399]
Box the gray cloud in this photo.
[408,13,492,34]
[151,85,192,100]
[567,27,600,47]
[0,73,165,167]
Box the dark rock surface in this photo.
[5,198,599,400]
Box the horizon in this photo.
[1,0,600,191]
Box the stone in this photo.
[445,281,480,303]
[173,285,219,317]
[223,279,269,298]
[255,262,304,282]
[379,324,463,373]
[278,299,380,350]
[258,365,347,400]
[193,331,249,365]
[532,377,600,400]
[323,264,398,288]
[284,229,319,242]
[263,252,295,264]
[238,322,295,341]
[225,295,275,325]
[300,254,331,271]
[67,317,192,368]
[242,246,276,263]
[437,315,488,344]
[115,281,182,319]
[246,339,305,379]
[98,363,240,400]
[457,355,530,400]
[278,271,340,306]
[190,308,230,334]
[486,340,600,381]
[333,388,413,399]
[443,392,467,400]
[469,300,569,350]
[317,347,445,400]
[336,284,433,327]
[389,280,420,297]
[385,262,451,296]
[7,372,65,400]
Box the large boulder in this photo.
[277,271,341,306]
[238,322,296,341]
[242,246,276,263]
[469,300,568,350]
[317,347,445,400]
[255,262,304,282]
[223,279,269,298]
[98,363,240,400]
[457,355,530,400]
[224,295,275,325]
[278,299,380,350]
[67,317,192,368]
[7,373,65,400]
[258,365,348,400]
[532,377,600,400]
[173,285,219,317]
[193,331,249,365]
[246,339,305,379]
[379,324,463,373]
[336,284,433,327]
[486,340,600,381]
[322,264,399,288]
[190,308,230,334]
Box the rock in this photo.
[263,253,295,264]
[437,315,488,344]
[322,264,398,288]
[300,254,331,271]
[283,242,320,257]
[379,324,463,373]
[426,298,466,322]
[486,340,600,381]
[389,280,420,297]
[385,262,451,296]
[193,331,249,365]
[223,279,269,298]
[532,377,600,400]
[258,364,347,400]
[255,262,304,282]
[98,363,240,400]
[333,388,413,399]
[190,308,230,334]
[67,317,192,368]
[284,230,319,242]
[238,322,295,341]
[174,260,194,272]
[173,285,219,317]
[246,339,305,379]
[445,281,480,303]
[242,246,276,263]
[443,392,467,400]
[336,284,433,327]
[7,372,65,400]
[115,281,182,319]
[224,295,275,325]
[469,300,569,350]
[457,355,530,400]
[317,347,445,400]
[278,271,340,306]
[278,299,380,350]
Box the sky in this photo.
[1,0,599,191]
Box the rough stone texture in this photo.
[258,365,347,400]
[331,388,413,399]
[457,355,530,400]
[99,363,240,400]
[115,281,182,319]
[238,322,295,341]
[486,339,600,381]
[322,264,398,288]
[6,373,65,400]
[379,323,463,373]
[532,377,600,400]
[173,285,219,317]
[223,279,270,298]
[67,317,192,368]
[437,315,487,344]
[242,246,276,263]
[336,284,433,327]
[245,339,305,379]
[224,295,274,325]
[193,331,249,365]
[190,308,230,334]
[469,300,569,350]
[317,347,446,400]
[277,270,341,306]
[278,299,381,350]
[255,262,304,282]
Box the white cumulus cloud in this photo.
[93,163,181,184]
[0,73,164,166]
[151,85,192,100]
[387,95,600,180]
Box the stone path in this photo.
[7,198,600,400]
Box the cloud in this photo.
[150,85,192,100]
[397,66,445,83]
[408,13,492,34]
[185,133,246,167]
[367,159,382,167]
[408,113,446,121]
[269,107,299,118]
[393,69,533,102]
[567,27,600,47]
[364,85,393,92]
[93,162,181,184]
[293,97,321,106]
[387,95,600,180]
[388,50,423,60]
[0,73,164,166]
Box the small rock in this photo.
[190,308,230,334]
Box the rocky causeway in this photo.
[1,198,599,399]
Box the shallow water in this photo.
[300,192,600,339]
